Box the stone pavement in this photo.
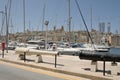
[0,50,120,80]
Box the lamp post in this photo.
[45,21,49,50]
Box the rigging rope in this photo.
[75,0,96,50]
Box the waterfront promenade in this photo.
[0,50,120,80]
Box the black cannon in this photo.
[79,50,120,62]
[79,50,120,76]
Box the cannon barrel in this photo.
[15,47,58,55]
[79,51,120,62]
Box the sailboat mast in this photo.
[68,0,71,45]
[42,4,45,33]
[91,6,92,31]
[6,0,12,53]
[5,6,8,53]
[23,0,26,42]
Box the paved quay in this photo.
[0,50,120,80]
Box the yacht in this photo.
[48,42,80,56]
[82,43,110,52]
[17,40,45,49]
[26,40,45,49]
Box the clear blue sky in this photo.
[0,0,120,33]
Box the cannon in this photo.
[79,50,120,75]
[79,50,120,62]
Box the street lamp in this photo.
[45,20,49,50]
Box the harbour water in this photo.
[110,48,120,55]
[96,48,120,56]
[91,47,120,56]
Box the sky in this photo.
[0,0,120,34]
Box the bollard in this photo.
[111,62,118,75]
[35,55,43,63]
[91,60,97,72]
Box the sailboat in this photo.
[47,0,80,56]
[74,0,111,52]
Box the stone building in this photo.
[109,34,120,47]
[8,26,120,47]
